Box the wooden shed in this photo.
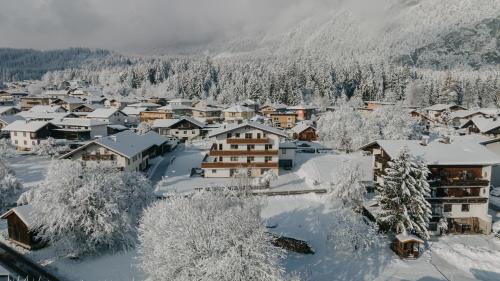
[392,233,424,259]
[1,205,39,250]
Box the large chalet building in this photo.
[362,137,499,235]
[201,122,288,178]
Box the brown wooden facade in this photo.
[2,210,37,249]
[140,111,173,123]
[293,127,317,141]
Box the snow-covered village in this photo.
[0,0,500,280]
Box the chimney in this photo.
[420,135,429,146]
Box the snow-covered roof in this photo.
[208,121,288,138]
[222,105,254,113]
[279,141,297,149]
[365,138,500,165]
[169,98,192,103]
[128,102,161,108]
[450,109,480,119]
[152,116,205,129]
[2,120,51,132]
[51,118,108,127]
[395,233,424,243]
[0,106,18,115]
[290,122,316,134]
[61,97,84,104]
[0,115,24,125]
[462,116,500,133]
[261,103,287,110]
[157,104,193,111]
[240,99,257,105]
[122,107,148,116]
[29,105,66,113]
[42,90,68,97]
[61,130,168,159]
[17,111,73,120]
[87,108,125,118]
[1,204,35,229]
[424,104,466,112]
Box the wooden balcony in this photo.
[82,154,115,161]
[427,197,488,204]
[227,138,269,144]
[209,150,278,156]
[201,162,279,169]
[429,179,490,187]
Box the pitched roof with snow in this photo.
[208,121,288,138]
[152,116,205,129]
[1,205,35,229]
[290,122,316,134]
[17,111,74,120]
[222,105,254,113]
[0,115,24,125]
[462,116,500,133]
[424,103,466,112]
[2,120,51,132]
[158,104,193,111]
[51,118,108,127]
[87,108,125,118]
[122,107,148,116]
[61,130,167,159]
[128,102,161,108]
[364,138,500,165]
[29,105,67,113]
[0,106,19,115]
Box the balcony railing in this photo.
[201,162,279,169]
[227,138,269,144]
[209,150,278,156]
[429,178,489,187]
[82,154,115,161]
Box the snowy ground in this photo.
[4,154,52,188]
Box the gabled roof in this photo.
[2,120,52,132]
[0,106,19,115]
[128,102,161,108]
[157,104,193,111]
[1,205,35,229]
[288,105,318,110]
[424,103,466,112]
[462,116,500,133]
[395,232,424,243]
[290,122,316,134]
[0,115,24,125]
[60,130,167,159]
[208,121,288,138]
[61,97,84,104]
[362,138,500,165]
[51,118,108,127]
[222,105,254,113]
[151,116,205,129]
[17,111,74,120]
[122,107,148,116]
[29,105,67,113]
[87,108,126,118]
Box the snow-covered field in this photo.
[4,154,52,188]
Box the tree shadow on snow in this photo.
[265,203,394,281]
[471,268,500,281]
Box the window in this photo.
[265,156,272,163]
[218,144,223,150]
[461,204,470,212]
[235,133,240,138]
[245,133,252,139]
[23,140,27,145]
[192,130,196,134]
[212,169,216,174]
[219,156,223,162]
[444,204,452,212]
[230,156,238,161]
[227,133,232,138]
[23,132,26,137]
[247,156,254,163]
[257,133,261,139]
[230,145,238,149]
[14,140,18,144]
[184,130,187,134]
[247,145,255,151]
[265,144,273,150]
[13,132,17,136]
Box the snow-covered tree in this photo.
[0,139,15,158]
[317,104,363,152]
[0,161,23,210]
[136,122,152,135]
[376,146,432,239]
[257,170,278,188]
[138,190,286,281]
[31,160,154,255]
[330,163,365,211]
[438,217,448,235]
[32,138,69,157]
[328,208,382,253]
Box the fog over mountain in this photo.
[1,0,498,64]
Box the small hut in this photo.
[1,205,39,249]
[392,232,424,259]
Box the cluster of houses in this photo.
[2,80,500,257]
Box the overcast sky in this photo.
[0,0,337,53]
